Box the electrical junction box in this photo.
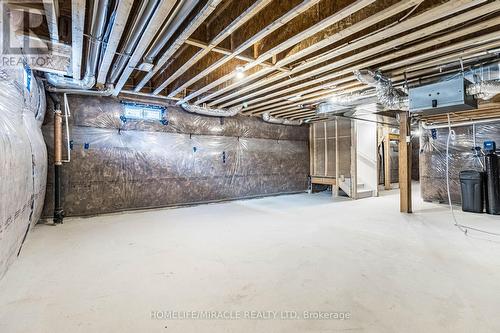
[409,75,477,116]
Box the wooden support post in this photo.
[351,120,357,200]
[309,124,314,176]
[334,118,340,197]
[324,122,328,178]
[384,126,391,190]
[399,112,412,213]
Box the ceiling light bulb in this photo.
[235,66,245,79]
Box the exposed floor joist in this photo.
[213,0,493,109]
[156,0,327,98]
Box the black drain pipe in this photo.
[49,94,64,224]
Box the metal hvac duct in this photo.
[354,69,409,111]
[142,0,198,65]
[46,85,114,96]
[466,61,500,99]
[109,0,161,83]
[468,79,500,100]
[262,113,302,126]
[180,103,242,117]
[45,0,110,89]
[316,92,378,116]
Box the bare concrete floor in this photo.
[1,187,500,333]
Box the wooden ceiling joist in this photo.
[113,0,222,96]
[135,0,274,93]
[56,0,500,121]
[243,24,500,116]
[155,0,326,98]
[184,38,290,71]
[214,1,499,110]
[203,0,432,107]
[180,0,381,104]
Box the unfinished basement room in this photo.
[1,0,500,332]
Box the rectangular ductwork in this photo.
[409,75,477,115]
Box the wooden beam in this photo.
[309,125,314,178]
[184,38,290,71]
[139,0,273,93]
[334,118,340,197]
[399,112,412,213]
[384,127,391,190]
[161,0,324,98]
[240,14,500,114]
[214,0,490,108]
[351,120,358,200]
[15,33,70,74]
[188,0,405,105]
[311,177,336,186]
[7,3,45,15]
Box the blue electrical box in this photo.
[484,141,496,153]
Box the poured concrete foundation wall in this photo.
[41,96,309,217]
[420,122,500,204]
[0,68,47,279]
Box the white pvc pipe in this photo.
[421,117,500,130]
[62,94,71,163]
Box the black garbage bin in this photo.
[459,170,484,213]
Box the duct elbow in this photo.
[354,69,409,111]
[45,72,96,90]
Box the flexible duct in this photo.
[143,0,198,65]
[45,0,110,89]
[467,79,500,100]
[180,103,242,117]
[46,84,114,96]
[262,113,303,126]
[354,69,409,111]
[109,0,161,83]
[316,93,377,115]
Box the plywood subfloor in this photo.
[1,187,500,332]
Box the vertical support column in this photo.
[334,117,340,197]
[324,122,328,177]
[309,124,314,175]
[399,111,412,213]
[350,119,357,200]
[384,126,391,190]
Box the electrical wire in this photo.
[445,113,500,237]
[445,113,467,234]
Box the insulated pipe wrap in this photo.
[54,111,63,165]
[180,103,242,117]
